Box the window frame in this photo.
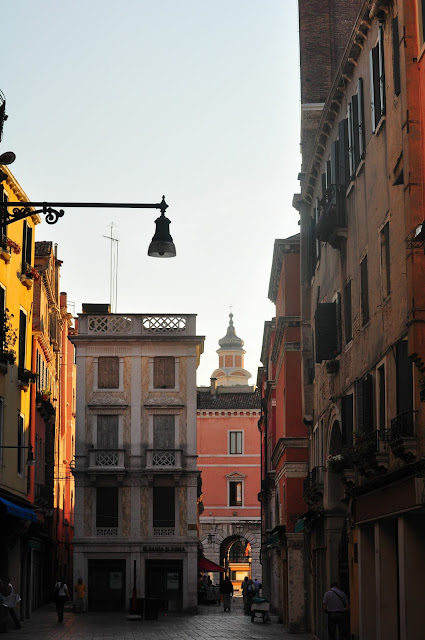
[96,356,120,390]
[360,255,370,326]
[17,412,24,476]
[380,221,391,299]
[229,430,243,455]
[228,480,243,507]
[152,356,177,390]
[370,26,386,133]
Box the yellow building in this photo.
[0,167,40,615]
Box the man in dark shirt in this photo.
[322,582,349,640]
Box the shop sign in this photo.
[167,572,179,590]
[110,572,122,589]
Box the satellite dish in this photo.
[0,151,16,166]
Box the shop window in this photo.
[229,431,243,454]
[153,356,175,389]
[98,356,119,389]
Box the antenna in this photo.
[103,223,119,313]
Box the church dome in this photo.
[218,313,244,351]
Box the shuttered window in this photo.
[344,281,352,343]
[380,222,391,298]
[370,26,386,132]
[229,431,243,454]
[360,256,369,325]
[392,17,401,96]
[153,487,175,528]
[98,356,119,389]
[341,395,354,447]
[356,374,374,434]
[378,364,386,430]
[314,303,339,362]
[338,119,350,188]
[21,221,33,272]
[97,415,118,449]
[19,310,27,368]
[96,487,118,528]
[347,80,365,178]
[154,356,175,389]
[396,340,413,417]
[153,415,175,449]
[229,481,242,507]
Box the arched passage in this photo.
[219,535,251,593]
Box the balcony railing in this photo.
[303,466,325,495]
[390,411,416,440]
[96,527,118,536]
[146,449,182,468]
[153,527,175,536]
[77,313,197,337]
[88,449,125,469]
[316,185,346,247]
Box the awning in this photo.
[199,556,225,572]
[0,497,37,522]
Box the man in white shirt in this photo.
[322,582,349,640]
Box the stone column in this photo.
[286,532,307,633]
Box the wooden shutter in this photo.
[315,203,321,262]
[356,379,364,433]
[154,356,175,389]
[347,102,354,178]
[310,216,317,276]
[96,487,118,528]
[153,415,175,449]
[19,310,26,368]
[22,222,27,272]
[335,292,342,355]
[396,340,413,416]
[363,374,374,433]
[351,95,360,170]
[338,119,350,188]
[357,78,365,158]
[25,225,33,266]
[360,256,369,325]
[341,394,354,447]
[370,45,381,132]
[392,18,400,96]
[330,140,339,185]
[153,487,175,527]
[98,356,119,389]
[378,364,386,430]
[97,415,118,449]
[344,280,352,343]
[378,26,386,118]
[315,303,337,362]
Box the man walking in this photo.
[322,582,349,640]
[219,576,233,612]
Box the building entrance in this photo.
[145,559,183,611]
[88,559,126,611]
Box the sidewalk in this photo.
[6,600,312,639]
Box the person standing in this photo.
[322,582,350,640]
[219,576,233,612]
[1,578,21,629]
[54,578,71,623]
[74,577,86,613]
[253,578,261,597]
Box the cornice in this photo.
[271,316,301,363]
[3,167,41,225]
[260,320,274,365]
[272,437,309,467]
[268,238,300,303]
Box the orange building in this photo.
[197,315,261,591]
[258,235,308,630]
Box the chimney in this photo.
[210,377,217,395]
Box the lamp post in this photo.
[0,444,35,466]
[0,196,176,257]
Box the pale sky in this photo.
[2,0,301,386]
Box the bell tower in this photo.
[211,313,251,387]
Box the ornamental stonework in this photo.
[122,487,130,537]
[84,489,93,536]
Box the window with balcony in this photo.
[370,26,386,132]
[98,356,119,389]
[96,487,118,535]
[229,481,243,507]
[229,431,243,455]
[153,486,175,534]
[152,415,176,466]
[315,302,340,362]
[154,356,175,389]
[96,415,119,466]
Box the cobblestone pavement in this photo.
[7,598,311,639]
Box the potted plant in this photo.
[325,359,340,374]
[6,239,21,254]
[24,266,40,282]
[326,450,353,474]
[41,388,51,402]
[0,309,17,366]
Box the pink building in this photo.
[197,315,261,590]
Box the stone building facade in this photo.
[71,308,204,613]
[295,0,425,638]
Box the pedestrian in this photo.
[241,576,254,615]
[322,582,350,640]
[74,577,86,613]
[1,577,21,629]
[219,575,233,612]
[54,577,71,623]
[253,578,261,596]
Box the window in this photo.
[153,487,175,528]
[356,374,374,434]
[370,26,386,132]
[344,281,352,343]
[392,17,401,95]
[347,78,365,177]
[229,481,243,507]
[341,394,354,447]
[380,222,391,298]
[96,487,118,528]
[17,413,24,475]
[360,256,369,325]
[314,302,340,362]
[229,431,243,454]
[153,415,175,449]
[378,364,386,430]
[153,356,175,389]
[97,415,118,450]
[396,340,413,422]
[18,310,27,368]
[98,356,119,389]
[21,221,33,272]
[338,119,350,188]
[417,0,425,51]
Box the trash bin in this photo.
[144,597,160,620]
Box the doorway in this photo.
[88,559,126,611]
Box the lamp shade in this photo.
[148,213,176,258]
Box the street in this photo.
[8,599,311,639]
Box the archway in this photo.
[219,535,251,594]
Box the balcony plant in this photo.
[6,239,21,254]
[325,359,340,374]
[0,309,17,365]
[326,450,353,474]
[24,266,40,282]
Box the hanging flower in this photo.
[6,239,21,254]
[25,266,40,282]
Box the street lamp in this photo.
[0,195,176,257]
[0,444,35,466]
